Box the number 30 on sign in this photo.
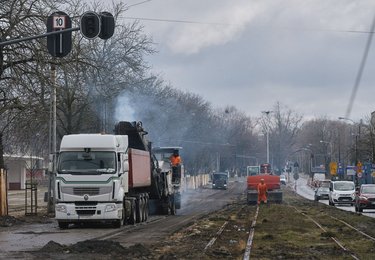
[53,16,66,29]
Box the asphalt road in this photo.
[0,178,247,254]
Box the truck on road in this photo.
[55,121,178,229]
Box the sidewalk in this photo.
[7,185,48,215]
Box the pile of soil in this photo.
[37,240,151,259]
[0,215,23,227]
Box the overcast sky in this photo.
[118,0,375,122]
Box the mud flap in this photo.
[267,191,283,203]
[247,192,258,205]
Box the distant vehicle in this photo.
[280,174,287,185]
[314,186,329,201]
[212,172,228,190]
[328,181,355,206]
[312,173,326,188]
[354,184,375,213]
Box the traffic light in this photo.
[80,11,115,40]
[80,11,101,39]
[99,12,115,40]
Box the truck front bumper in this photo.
[55,202,123,223]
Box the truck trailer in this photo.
[55,121,177,229]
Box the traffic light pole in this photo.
[0,28,79,47]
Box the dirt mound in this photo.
[38,240,151,258]
[0,215,24,227]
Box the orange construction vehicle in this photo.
[246,163,283,204]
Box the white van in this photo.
[328,181,355,206]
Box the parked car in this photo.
[328,181,355,206]
[280,174,287,185]
[314,186,330,201]
[354,184,375,212]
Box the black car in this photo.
[212,172,228,190]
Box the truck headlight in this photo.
[105,204,117,212]
[56,205,67,213]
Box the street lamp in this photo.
[338,116,360,164]
[262,110,273,163]
[319,140,332,156]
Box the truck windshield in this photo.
[58,151,116,174]
[334,182,354,191]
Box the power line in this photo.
[121,16,231,26]
[345,13,375,118]
[121,16,375,34]
[127,0,153,8]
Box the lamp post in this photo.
[320,140,332,176]
[338,116,360,164]
[262,111,273,163]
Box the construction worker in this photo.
[170,149,181,167]
[257,178,268,205]
[170,150,182,183]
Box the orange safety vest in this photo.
[170,155,181,166]
[257,183,268,202]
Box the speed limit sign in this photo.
[53,16,66,29]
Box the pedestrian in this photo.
[257,178,268,205]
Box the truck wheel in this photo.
[135,198,142,223]
[113,220,121,228]
[161,200,169,215]
[175,193,181,209]
[170,196,176,216]
[140,197,145,222]
[143,197,149,222]
[128,200,136,225]
[58,221,69,229]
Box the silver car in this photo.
[314,186,329,201]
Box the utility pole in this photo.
[262,111,272,163]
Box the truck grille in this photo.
[75,204,97,216]
[73,187,100,196]
[61,186,112,196]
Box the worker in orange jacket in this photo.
[170,150,181,166]
[257,179,268,205]
[170,150,182,183]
